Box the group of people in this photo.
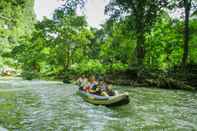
[77,75,115,96]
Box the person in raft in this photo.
[77,75,88,90]
[98,78,108,96]
[83,75,98,93]
[97,78,116,96]
[81,75,116,96]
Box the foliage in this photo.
[108,63,128,72]
[105,0,169,65]
[145,17,183,70]
[1,0,197,83]
[189,19,197,63]
[99,20,135,65]
[70,59,106,76]
[13,8,94,79]
[169,0,197,68]
[0,0,35,68]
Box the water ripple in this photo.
[0,79,197,130]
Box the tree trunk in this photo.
[66,45,70,69]
[64,45,70,71]
[182,0,191,69]
[135,1,145,67]
[136,31,145,66]
[129,30,145,68]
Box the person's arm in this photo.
[101,91,109,96]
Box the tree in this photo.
[169,0,197,69]
[0,0,35,67]
[181,0,191,69]
[13,8,94,78]
[98,20,135,65]
[181,0,197,68]
[105,0,168,67]
[145,16,183,70]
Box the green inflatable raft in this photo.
[78,89,129,106]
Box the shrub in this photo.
[70,59,106,76]
[106,63,128,73]
[21,70,40,80]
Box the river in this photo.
[0,78,197,131]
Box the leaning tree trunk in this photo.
[182,0,191,69]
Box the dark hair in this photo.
[82,75,86,78]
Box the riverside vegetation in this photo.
[0,0,197,90]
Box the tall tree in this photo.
[181,0,197,69]
[105,0,168,67]
[170,0,197,68]
[182,0,191,69]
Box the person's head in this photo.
[89,75,96,82]
[98,77,104,84]
[82,75,86,78]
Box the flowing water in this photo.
[0,78,197,131]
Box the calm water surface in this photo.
[0,78,197,131]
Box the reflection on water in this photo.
[0,78,197,130]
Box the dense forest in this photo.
[0,0,35,67]
[0,0,197,89]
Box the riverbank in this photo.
[6,64,197,91]
[104,68,197,91]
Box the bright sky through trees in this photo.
[34,0,109,28]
